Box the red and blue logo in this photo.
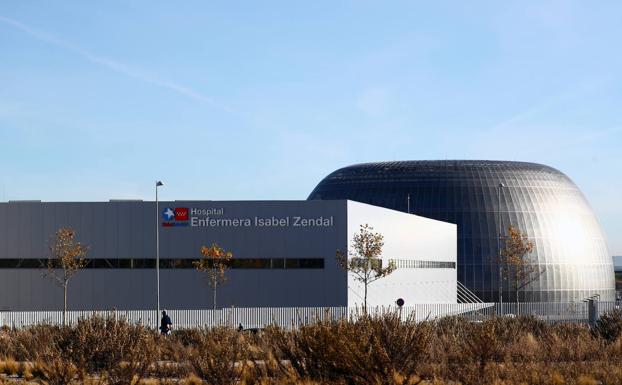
[162,207,189,227]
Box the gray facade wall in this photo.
[0,200,348,311]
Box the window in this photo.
[0,257,324,269]
[388,259,456,269]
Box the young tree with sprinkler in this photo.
[193,243,233,310]
[46,227,89,325]
[336,224,396,313]
[500,225,545,306]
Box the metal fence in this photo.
[1,302,619,329]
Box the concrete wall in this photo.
[346,201,457,306]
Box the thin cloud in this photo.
[573,126,622,145]
[0,15,229,111]
[488,80,607,132]
[488,92,570,132]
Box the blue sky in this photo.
[0,1,621,254]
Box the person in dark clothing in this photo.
[160,310,172,335]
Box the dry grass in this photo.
[0,311,620,384]
[5,358,18,376]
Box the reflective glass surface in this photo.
[308,160,615,302]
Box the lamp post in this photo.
[497,182,505,313]
[156,181,163,326]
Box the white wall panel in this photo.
[346,201,457,305]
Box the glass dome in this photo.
[308,160,615,302]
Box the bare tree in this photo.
[500,225,544,304]
[46,228,89,325]
[336,224,396,313]
[193,243,233,310]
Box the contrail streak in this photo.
[0,15,229,110]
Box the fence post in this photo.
[588,299,598,327]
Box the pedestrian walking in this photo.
[160,310,173,335]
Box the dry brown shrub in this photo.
[241,347,295,384]
[427,316,552,384]
[541,323,603,363]
[592,308,622,343]
[159,379,179,385]
[4,357,18,376]
[180,374,203,385]
[604,336,622,361]
[425,316,467,373]
[549,371,565,385]
[20,361,34,380]
[152,360,189,381]
[31,357,78,385]
[157,331,191,379]
[0,356,20,376]
[10,324,68,363]
[267,312,431,385]
[160,336,186,362]
[170,328,203,347]
[17,326,75,384]
[445,360,622,385]
[0,379,23,385]
[67,315,156,377]
[184,326,250,385]
[3,312,622,384]
[576,374,598,385]
[458,318,508,382]
[80,317,159,385]
[260,321,348,383]
[507,332,541,363]
[0,328,12,360]
[8,315,158,384]
[138,379,161,385]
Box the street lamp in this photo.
[497,182,505,312]
[155,181,163,325]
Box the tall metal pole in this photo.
[156,181,163,327]
[407,193,410,214]
[498,182,505,312]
